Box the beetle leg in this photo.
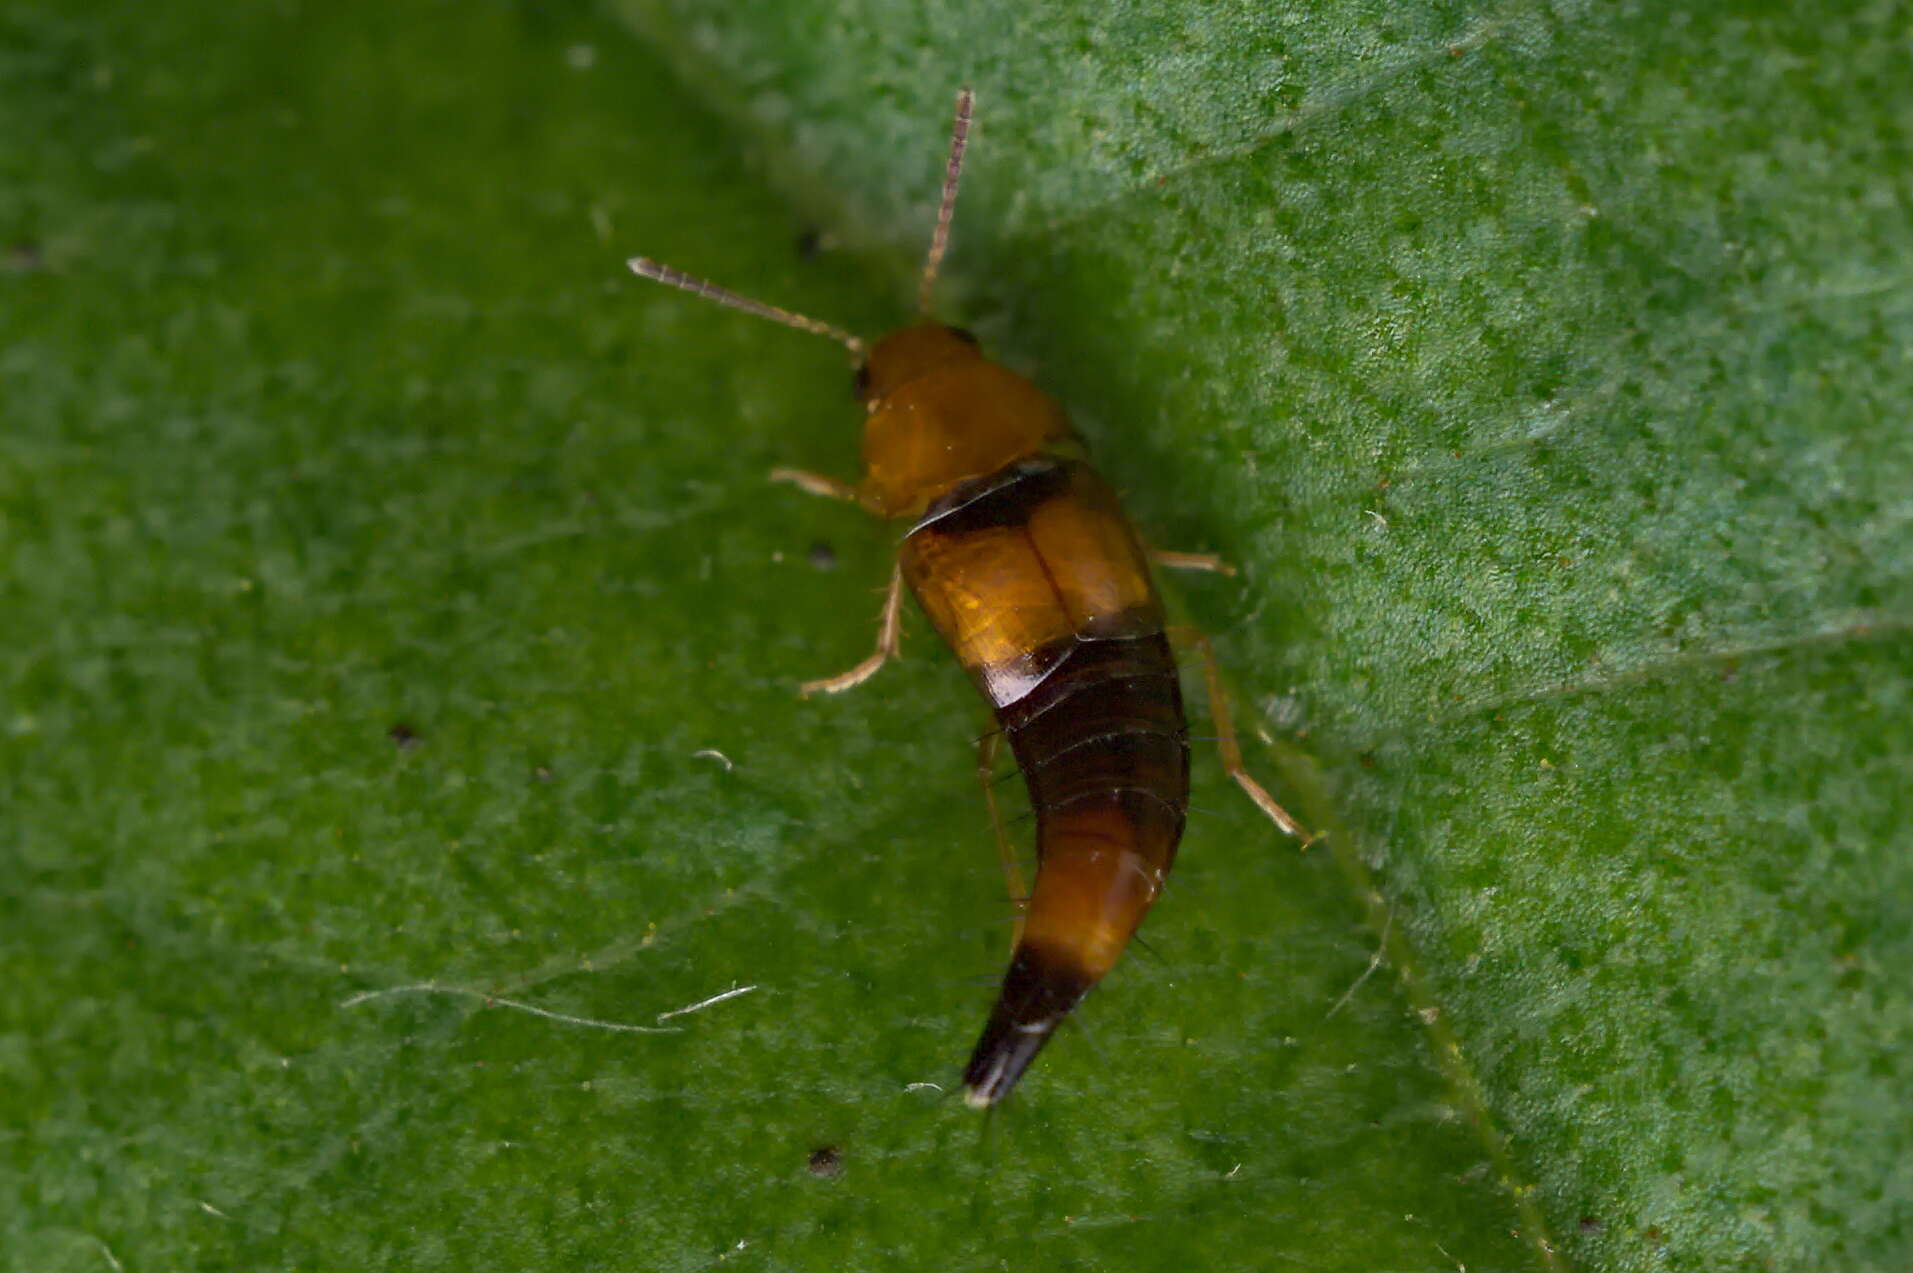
[975,729,1029,947]
[1149,548,1237,577]
[770,467,860,502]
[800,561,904,696]
[1167,624,1312,844]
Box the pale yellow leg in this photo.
[770,467,860,503]
[976,730,1029,949]
[800,562,903,697]
[1167,625,1312,844]
[771,467,898,695]
[1150,548,1238,577]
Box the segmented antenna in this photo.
[627,257,865,356]
[918,87,975,315]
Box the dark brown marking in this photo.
[961,940,1098,1104]
[908,455,1072,540]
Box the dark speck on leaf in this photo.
[807,540,837,571]
[805,1146,843,1178]
[5,241,44,273]
[795,229,836,261]
[388,723,422,750]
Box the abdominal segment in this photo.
[901,454,1191,1105]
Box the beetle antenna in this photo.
[918,87,974,315]
[628,257,866,356]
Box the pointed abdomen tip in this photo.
[961,940,1097,1107]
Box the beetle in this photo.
[628,89,1306,1106]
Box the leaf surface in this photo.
[4,2,1909,1272]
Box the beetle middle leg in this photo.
[770,469,901,695]
[1166,624,1313,844]
[800,561,904,696]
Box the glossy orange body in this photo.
[856,325,1191,1105]
[626,91,1248,1108]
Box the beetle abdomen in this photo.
[901,455,1192,1105]
[964,633,1190,1104]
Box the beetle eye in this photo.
[948,326,980,347]
[852,363,871,399]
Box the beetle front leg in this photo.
[770,467,860,503]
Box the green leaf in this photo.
[3,2,1907,1272]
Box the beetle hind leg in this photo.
[1167,624,1312,844]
